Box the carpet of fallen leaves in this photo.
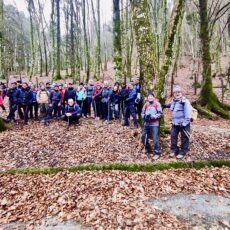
[0,117,230,170]
[0,167,229,229]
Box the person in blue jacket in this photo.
[164,85,192,159]
[111,85,120,119]
[64,99,82,125]
[76,83,87,113]
[119,82,128,119]
[15,82,33,124]
[29,85,38,119]
[101,81,112,121]
[49,84,62,119]
[86,79,95,117]
[123,82,138,128]
[6,82,18,121]
[64,83,76,103]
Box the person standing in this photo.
[50,84,62,119]
[76,83,87,115]
[123,82,138,128]
[141,92,162,160]
[7,82,18,121]
[29,85,39,119]
[101,81,112,121]
[164,85,192,159]
[15,82,33,124]
[37,84,50,125]
[92,82,102,120]
[86,79,95,117]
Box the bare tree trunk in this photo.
[54,0,61,80]
[82,0,90,82]
[113,0,123,83]
[0,0,5,79]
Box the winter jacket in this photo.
[32,90,37,103]
[59,89,65,103]
[126,88,137,105]
[15,88,33,105]
[101,87,112,103]
[120,86,128,100]
[111,90,120,104]
[165,96,192,126]
[87,85,95,98]
[141,101,162,127]
[37,90,49,104]
[7,88,18,104]
[50,90,61,104]
[65,103,81,116]
[76,89,87,101]
[93,88,102,102]
[64,88,76,102]
[134,84,141,94]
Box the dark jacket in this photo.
[65,103,81,116]
[101,87,112,103]
[126,88,137,105]
[111,90,120,104]
[15,87,33,105]
[7,88,18,104]
[64,88,76,102]
[93,88,102,102]
[87,85,95,98]
[119,86,128,100]
[50,90,61,104]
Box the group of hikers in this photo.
[0,79,192,160]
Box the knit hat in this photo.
[173,85,182,93]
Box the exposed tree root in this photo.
[194,93,230,120]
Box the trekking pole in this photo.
[182,128,207,158]
[94,99,97,118]
[67,116,70,130]
[107,100,110,123]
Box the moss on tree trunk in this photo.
[130,0,157,98]
[195,0,230,119]
[113,0,123,83]
[0,0,5,79]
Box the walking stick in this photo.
[94,99,97,118]
[182,128,207,158]
[107,100,110,122]
[67,116,70,130]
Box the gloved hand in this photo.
[144,114,151,122]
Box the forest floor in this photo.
[0,57,230,229]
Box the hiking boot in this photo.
[176,154,185,159]
[153,155,160,161]
[169,152,176,158]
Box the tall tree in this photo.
[82,0,90,82]
[130,0,157,97]
[27,0,36,79]
[96,0,101,79]
[54,0,61,80]
[0,0,4,79]
[155,0,185,101]
[113,0,123,83]
[69,0,75,79]
[194,0,230,119]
